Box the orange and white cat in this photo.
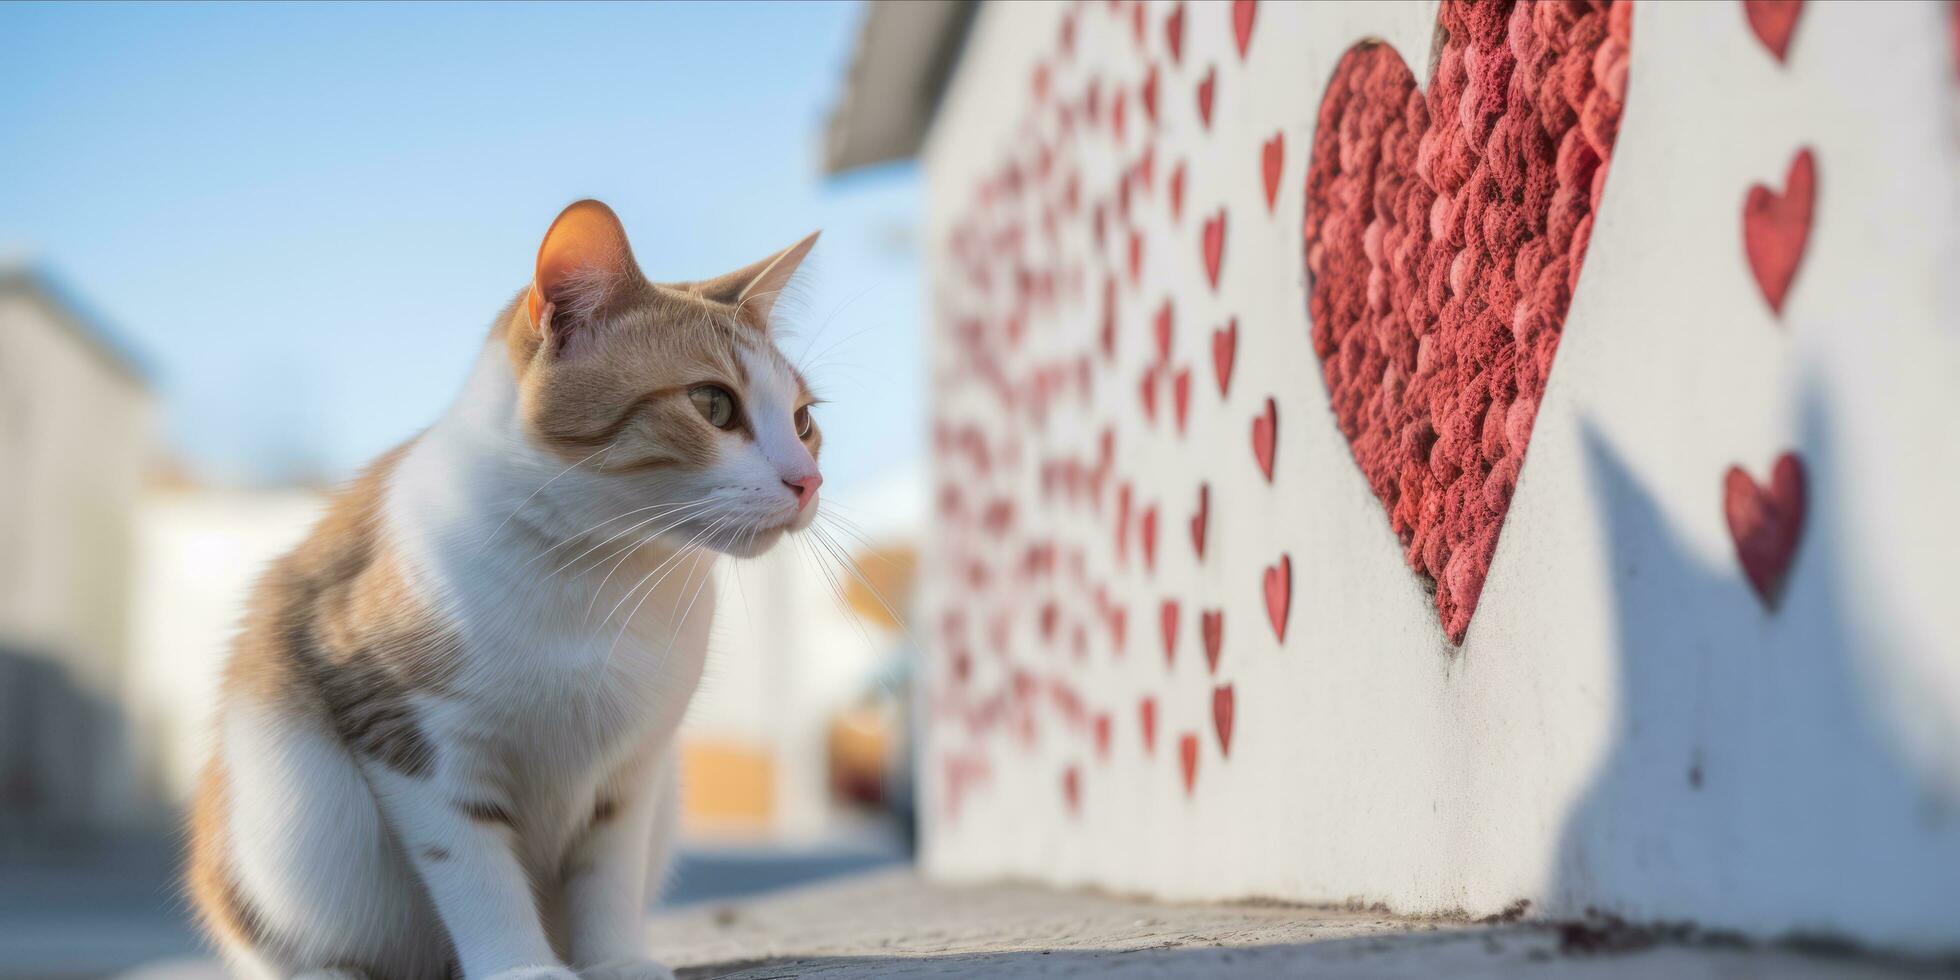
[188,200,825,980]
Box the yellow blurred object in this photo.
[841,544,917,630]
[678,738,775,838]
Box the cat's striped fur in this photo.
[188,201,824,980]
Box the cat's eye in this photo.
[689,385,738,430]
[794,405,814,439]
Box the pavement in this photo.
[27,847,1953,980]
[637,870,1952,979]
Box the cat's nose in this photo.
[783,473,823,511]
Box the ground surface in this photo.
[641,870,1945,979]
[33,849,1950,980]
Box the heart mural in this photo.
[1303,1,1633,642]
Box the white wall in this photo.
[917,0,1960,953]
[127,489,325,803]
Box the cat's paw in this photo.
[576,958,678,980]
[485,967,580,980]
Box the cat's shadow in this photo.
[1556,382,1960,944]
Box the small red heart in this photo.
[1153,300,1174,363]
[1263,554,1291,642]
[1179,733,1200,795]
[1169,162,1186,222]
[1724,453,1806,608]
[1111,88,1128,143]
[1062,766,1081,813]
[1115,482,1133,563]
[1141,64,1159,125]
[1109,604,1128,654]
[1232,0,1256,59]
[1060,10,1077,56]
[1131,0,1145,46]
[1189,483,1209,560]
[1201,209,1225,289]
[1127,229,1144,284]
[1211,319,1237,396]
[1099,276,1118,361]
[1094,713,1112,759]
[1165,2,1185,64]
[1135,145,1155,194]
[1196,66,1216,129]
[1139,696,1158,753]
[1201,609,1223,673]
[1743,148,1815,317]
[1212,685,1234,757]
[1092,202,1108,249]
[1743,0,1803,62]
[1250,397,1277,481]
[1139,365,1159,422]
[1140,504,1159,571]
[1159,599,1179,666]
[1172,368,1192,434]
[1260,131,1284,212]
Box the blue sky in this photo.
[0,1,921,497]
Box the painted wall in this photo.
[916,0,1960,954]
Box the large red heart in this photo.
[1139,696,1158,753]
[1743,148,1815,317]
[1724,453,1806,608]
[1303,2,1632,642]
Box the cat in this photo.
[187,199,825,980]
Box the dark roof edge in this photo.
[824,0,979,175]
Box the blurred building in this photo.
[0,265,156,842]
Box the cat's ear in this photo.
[695,231,820,331]
[528,199,639,344]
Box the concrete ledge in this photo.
[649,870,1933,978]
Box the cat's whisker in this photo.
[810,523,910,634]
[815,512,901,569]
[525,496,715,571]
[798,528,876,653]
[476,443,614,556]
[583,503,727,619]
[599,509,730,634]
[604,512,739,665]
[552,497,719,580]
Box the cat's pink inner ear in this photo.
[700,231,821,330]
[529,199,637,327]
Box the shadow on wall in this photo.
[0,647,135,852]
[1559,383,1960,946]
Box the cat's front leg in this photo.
[560,748,676,980]
[366,766,574,980]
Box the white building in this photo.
[0,265,156,838]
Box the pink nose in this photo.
[783,473,823,511]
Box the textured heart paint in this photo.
[1724,453,1806,607]
[1303,2,1632,642]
